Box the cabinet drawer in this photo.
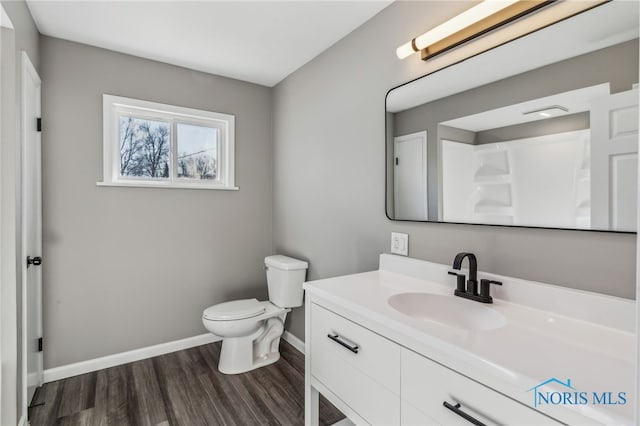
[401,349,561,426]
[310,303,400,425]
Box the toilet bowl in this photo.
[202,255,308,374]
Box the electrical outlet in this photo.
[391,232,408,256]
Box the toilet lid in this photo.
[203,298,265,321]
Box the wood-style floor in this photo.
[29,340,344,426]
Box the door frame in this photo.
[0,5,9,417]
[393,131,428,220]
[20,50,42,416]
[636,85,640,424]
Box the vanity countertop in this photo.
[303,254,635,425]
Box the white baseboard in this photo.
[44,330,303,383]
[43,333,220,383]
[282,330,305,354]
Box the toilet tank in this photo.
[265,255,308,308]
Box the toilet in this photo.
[202,255,308,374]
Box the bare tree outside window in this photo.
[176,123,218,180]
[119,116,170,178]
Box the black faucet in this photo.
[448,252,502,304]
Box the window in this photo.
[100,95,237,190]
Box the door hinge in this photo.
[38,337,43,352]
[395,157,399,165]
[27,255,42,268]
[36,117,42,132]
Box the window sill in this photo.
[96,181,239,191]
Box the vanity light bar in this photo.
[423,0,554,60]
[397,0,539,60]
[397,0,608,61]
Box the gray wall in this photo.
[1,24,20,426]
[40,36,273,368]
[1,0,39,421]
[2,0,39,70]
[392,39,638,220]
[438,124,475,144]
[273,1,636,341]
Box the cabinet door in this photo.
[310,303,401,425]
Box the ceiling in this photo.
[441,83,610,132]
[26,0,392,87]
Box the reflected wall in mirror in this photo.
[386,1,639,232]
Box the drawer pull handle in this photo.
[443,401,486,426]
[327,334,359,353]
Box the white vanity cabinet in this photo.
[306,300,561,426]
[303,255,635,426]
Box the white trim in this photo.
[20,51,42,424]
[96,181,239,191]
[101,94,236,190]
[635,109,640,425]
[0,12,4,417]
[282,330,304,354]
[17,415,27,426]
[43,333,220,383]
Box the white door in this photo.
[440,140,474,223]
[591,89,639,231]
[21,52,43,406]
[394,131,428,220]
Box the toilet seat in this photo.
[203,298,266,321]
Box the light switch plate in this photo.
[391,232,408,256]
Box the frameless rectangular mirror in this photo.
[386,1,639,232]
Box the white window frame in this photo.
[99,94,237,190]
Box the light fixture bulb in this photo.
[396,42,416,59]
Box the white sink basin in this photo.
[388,293,506,331]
